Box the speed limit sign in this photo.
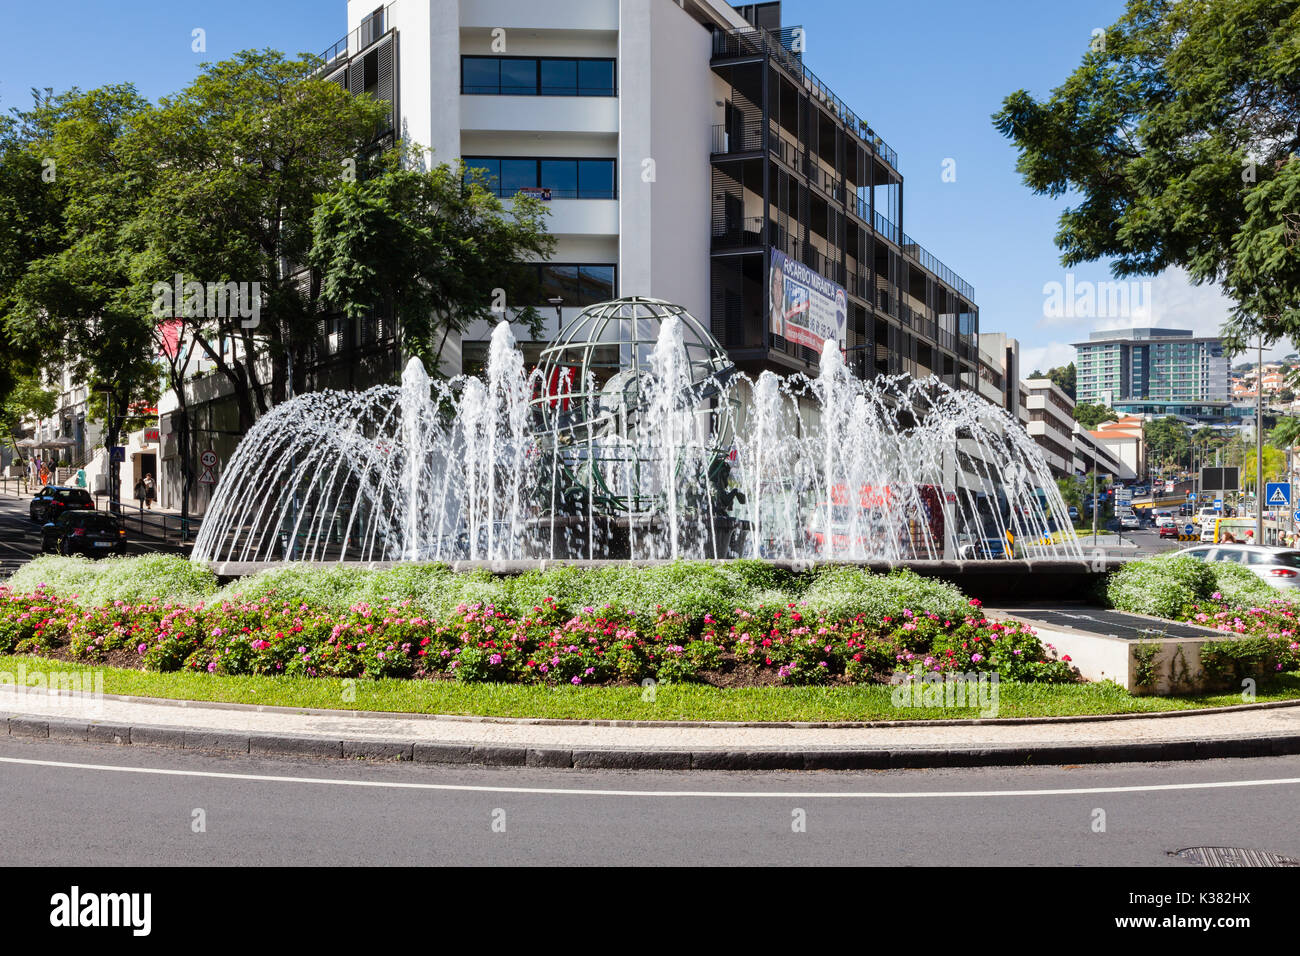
[200,449,218,468]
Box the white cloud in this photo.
[1020,341,1075,374]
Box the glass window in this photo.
[540,59,578,96]
[500,58,537,95]
[1272,551,1300,568]
[1183,549,1209,560]
[499,159,538,194]
[579,266,616,304]
[540,265,581,305]
[578,59,615,95]
[578,159,615,199]
[462,57,499,94]
[540,160,578,199]
[1212,548,1244,563]
[463,157,500,191]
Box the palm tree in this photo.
[1269,415,1300,452]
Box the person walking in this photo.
[142,473,156,510]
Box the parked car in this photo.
[1177,544,1300,590]
[28,485,94,523]
[1067,506,1080,521]
[40,510,125,557]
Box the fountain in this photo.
[192,297,1082,567]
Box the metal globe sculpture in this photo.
[530,297,741,552]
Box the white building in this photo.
[1022,377,1074,478]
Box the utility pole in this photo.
[1257,334,1265,544]
[1092,436,1099,547]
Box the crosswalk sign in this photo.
[1266,482,1291,507]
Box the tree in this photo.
[1143,416,1190,471]
[1,85,159,489]
[1047,362,1076,400]
[1074,402,1118,429]
[993,0,1300,352]
[310,157,554,369]
[124,50,395,431]
[1269,416,1300,451]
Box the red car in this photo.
[1159,523,1180,539]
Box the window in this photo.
[531,264,617,307]
[461,56,617,96]
[463,157,617,199]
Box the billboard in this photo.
[769,249,848,354]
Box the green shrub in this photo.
[1106,556,1212,619]
[1199,636,1285,688]
[1209,562,1277,606]
[8,554,216,606]
[801,567,968,622]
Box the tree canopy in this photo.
[1074,401,1119,429]
[994,0,1300,351]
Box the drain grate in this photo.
[1172,846,1300,867]
[999,606,1220,641]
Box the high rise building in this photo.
[1074,328,1228,406]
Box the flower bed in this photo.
[0,556,1077,687]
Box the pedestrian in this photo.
[133,476,145,506]
[143,473,156,510]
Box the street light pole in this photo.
[1257,334,1265,544]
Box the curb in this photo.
[8,713,1300,771]
[10,687,1300,730]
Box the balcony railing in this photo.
[712,25,898,168]
[318,1,396,65]
[901,232,975,301]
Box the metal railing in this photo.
[712,25,899,168]
[901,232,976,301]
[318,1,396,65]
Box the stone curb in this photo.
[8,714,1300,771]
[14,688,1300,730]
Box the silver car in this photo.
[1176,544,1300,590]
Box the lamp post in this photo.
[548,296,564,337]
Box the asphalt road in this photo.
[0,492,187,576]
[2,735,1299,866]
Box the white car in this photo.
[1120,513,1140,530]
[1155,514,1175,529]
[1177,544,1300,589]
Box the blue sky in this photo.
[0,0,1258,367]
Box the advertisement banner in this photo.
[769,249,848,353]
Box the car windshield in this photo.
[73,514,117,531]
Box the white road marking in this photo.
[2,755,1299,799]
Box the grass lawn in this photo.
[3,653,1298,722]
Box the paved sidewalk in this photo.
[5,689,1300,770]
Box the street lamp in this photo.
[548,296,564,337]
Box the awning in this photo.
[15,437,77,449]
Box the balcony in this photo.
[318,1,394,65]
[901,233,975,301]
[711,25,899,168]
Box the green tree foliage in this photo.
[1,85,158,457]
[1143,417,1191,470]
[1074,401,1118,429]
[1269,416,1300,450]
[1047,362,1076,400]
[993,0,1300,350]
[310,157,554,369]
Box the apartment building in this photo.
[1071,422,1122,481]
[1022,377,1074,478]
[322,0,979,386]
[1075,328,1228,406]
[976,331,1021,421]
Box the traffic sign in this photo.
[1188,493,1197,501]
[1267,482,1291,508]
[109,446,125,464]
[199,468,216,485]
[1293,509,1300,525]
[1214,498,1223,511]
[1184,523,1194,536]
[200,449,218,469]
